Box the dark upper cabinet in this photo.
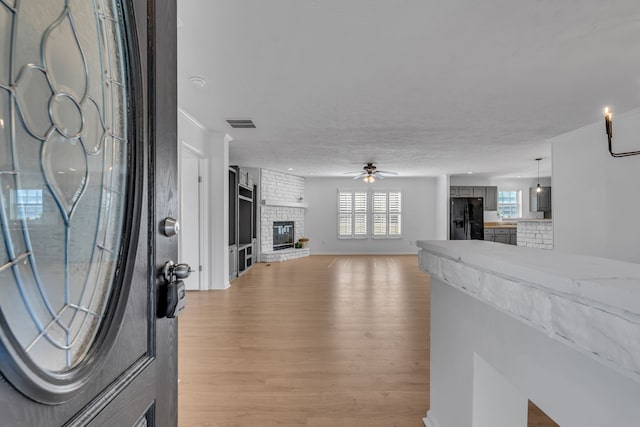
[484,186,497,211]
[458,186,474,197]
[451,186,497,211]
[530,186,552,212]
[537,187,552,212]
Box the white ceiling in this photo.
[177,0,640,178]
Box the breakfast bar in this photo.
[417,240,640,427]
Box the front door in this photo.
[0,0,179,425]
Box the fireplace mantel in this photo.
[262,199,308,209]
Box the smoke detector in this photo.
[189,76,206,88]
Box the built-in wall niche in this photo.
[238,186,253,245]
[229,167,256,280]
[228,168,236,246]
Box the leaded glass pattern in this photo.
[0,0,128,373]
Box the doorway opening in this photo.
[179,141,209,291]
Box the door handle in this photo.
[159,260,192,318]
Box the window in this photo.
[337,190,402,239]
[498,190,521,219]
[10,189,44,220]
[338,190,368,239]
[373,191,402,238]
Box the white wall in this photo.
[427,278,640,427]
[434,175,449,240]
[551,108,640,263]
[449,175,550,222]
[305,177,437,254]
[178,109,230,289]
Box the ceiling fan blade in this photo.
[376,173,385,179]
[344,171,364,175]
[376,170,398,176]
[352,173,366,179]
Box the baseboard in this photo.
[308,251,419,256]
[423,411,440,427]
[210,281,230,290]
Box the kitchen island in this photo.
[417,240,640,427]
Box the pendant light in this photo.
[535,158,542,193]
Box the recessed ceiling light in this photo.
[516,175,522,178]
[287,168,294,171]
[308,172,315,175]
[467,171,473,174]
[189,76,206,88]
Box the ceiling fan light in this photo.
[363,175,375,183]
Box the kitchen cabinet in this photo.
[530,186,552,213]
[451,186,497,211]
[494,234,510,244]
[450,186,474,197]
[458,186,474,197]
[484,228,494,241]
[484,226,516,245]
[510,233,518,245]
[484,186,498,211]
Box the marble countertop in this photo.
[416,240,640,382]
[416,240,640,313]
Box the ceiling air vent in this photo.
[226,119,255,129]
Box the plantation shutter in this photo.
[372,191,402,238]
[388,191,402,237]
[373,192,387,237]
[337,190,368,238]
[353,191,368,237]
[338,191,353,237]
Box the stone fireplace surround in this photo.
[260,169,309,262]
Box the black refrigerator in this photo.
[450,197,484,240]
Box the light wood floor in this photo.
[178,255,558,427]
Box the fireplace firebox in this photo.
[273,221,295,251]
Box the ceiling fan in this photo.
[344,163,398,183]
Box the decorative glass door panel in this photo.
[0,0,134,400]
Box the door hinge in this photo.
[199,265,203,272]
[198,176,202,183]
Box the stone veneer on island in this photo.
[517,219,553,249]
[417,240,640,427]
